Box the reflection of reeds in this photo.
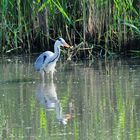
[77,60,140,139]
[0,0,139,56]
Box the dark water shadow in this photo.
[0,78,35,85]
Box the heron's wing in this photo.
[34,51,54,71]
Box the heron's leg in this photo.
[51,71,54,81]
[41,70,45,83]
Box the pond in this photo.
[0,56,140,140]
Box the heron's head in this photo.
[57,38,71,48]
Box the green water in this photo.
[0,56,140,140]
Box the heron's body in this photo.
[34,38,70,82]
[35,50,60,73]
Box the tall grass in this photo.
[0,0,139,56]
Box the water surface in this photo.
[0,56,140,140]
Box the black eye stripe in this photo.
[58,38,62,43]
[58,38,61,41]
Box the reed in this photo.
[0,0,139,57]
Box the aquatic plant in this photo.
[0,0,139,57]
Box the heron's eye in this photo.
[58,38,62,42]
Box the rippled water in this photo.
[0,56,140,140]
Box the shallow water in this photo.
[0,56,140,140]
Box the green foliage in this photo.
[0,0,139,56]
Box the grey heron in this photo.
[34,38,71,81]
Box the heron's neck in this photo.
[53,42,61,61]
[54,42,60,54]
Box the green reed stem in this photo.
[0,0,139,56]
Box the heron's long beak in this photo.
[63,42,71,48]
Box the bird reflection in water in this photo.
[36,81,74,125]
